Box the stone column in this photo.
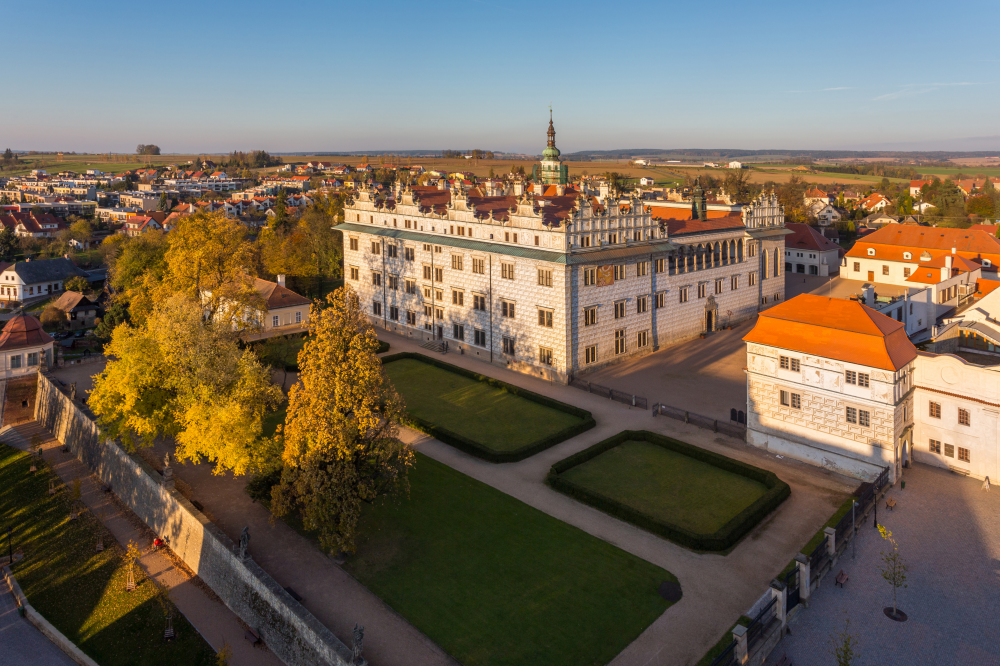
[770,579,787,633]
[824,526,837,558]
[732,624,748,665]
[795,553,811,607]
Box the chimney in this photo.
[437,179,446,191]
[863,284,875,304]
[277,274,286,287]
[556,184,565,196]
[951,247,956,254]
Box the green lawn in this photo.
[345,453,675,666]
[560,440,769,534]
[383,357,584,453]
[0,445,215,666]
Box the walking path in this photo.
[379,329,857,666]
[0,573,77,666]
[765,463,1000,666]
[0,422,282,666]
[47,320,859,666]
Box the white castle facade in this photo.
[336,119,788,382]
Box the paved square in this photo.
[768,463,1000,666]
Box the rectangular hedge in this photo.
[547,430,791,552]
[381,352,596,463]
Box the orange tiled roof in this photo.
[844,225,1000,265]
[976,280,1000,298]
[805,188,828,198]
[744,294,917,371]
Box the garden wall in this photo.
[34,373,354,666]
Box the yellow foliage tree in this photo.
[271,286,413,553]
[163,213,265,330]
[89,293,283,475]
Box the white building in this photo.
[744,291,1000,485]
[0,257,89,304]
[0,313,54,378]
[337,117,788,383]
[744,294,917,483]
[783,223,841,276]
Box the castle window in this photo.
[959,408,970,426]
[867,248,875,256]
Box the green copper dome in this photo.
[542,144,561,161]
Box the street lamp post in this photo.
[852,500,858,560]
[6,526,12,572]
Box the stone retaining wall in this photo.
[33,372,353,666]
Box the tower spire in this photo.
[547,109,556,148]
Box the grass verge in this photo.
[548,430,791,551]
[343,453,676,666]
[0,444,215,666]
[382,353,594,462]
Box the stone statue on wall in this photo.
[70,383,77,401]
[352,624,365,664]
[239,526,250,560]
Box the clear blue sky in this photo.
[5,0,999,154]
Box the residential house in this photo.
[639,177,656,186]
[250,275,311,339]
[859,192,891,212]
[122,215,162,236]
[0,212,67,238]
[910,180,933,198]
[784,223,841,276]
[0,313,54,379]
[843,224,1000,287]
[807,201,843,227]
[803,188,830,206]
[0,257,89,304]
[50,291,99,329]
[862,212,897,228]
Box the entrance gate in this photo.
[785,567,800,613]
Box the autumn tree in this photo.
[162,213,264,329]
[827,616,859,666]
[89,293,283,475]
[271,287,413,554]
[722,168,756,203]
[69,219,93,241]
[104,231,168,326]
[64,275,89,293]
[878,524,908,619]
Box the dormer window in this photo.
[984,259,993,268]
[903,252,912,260]
[867,248,875,256]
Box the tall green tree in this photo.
[156,193,170,212]
[0,227,17,261]
[271,288,413,553]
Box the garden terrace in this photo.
[381,353,594,462]
[548,430,791,551]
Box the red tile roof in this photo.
[785,223,840,252]
[0,314,53,350]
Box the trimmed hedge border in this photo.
[381,352,595,463]
[547,430,791,552]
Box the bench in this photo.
[244,628,260,646]
[835,570,849,587]
[885,497,897,511]
[776,654,793,666]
